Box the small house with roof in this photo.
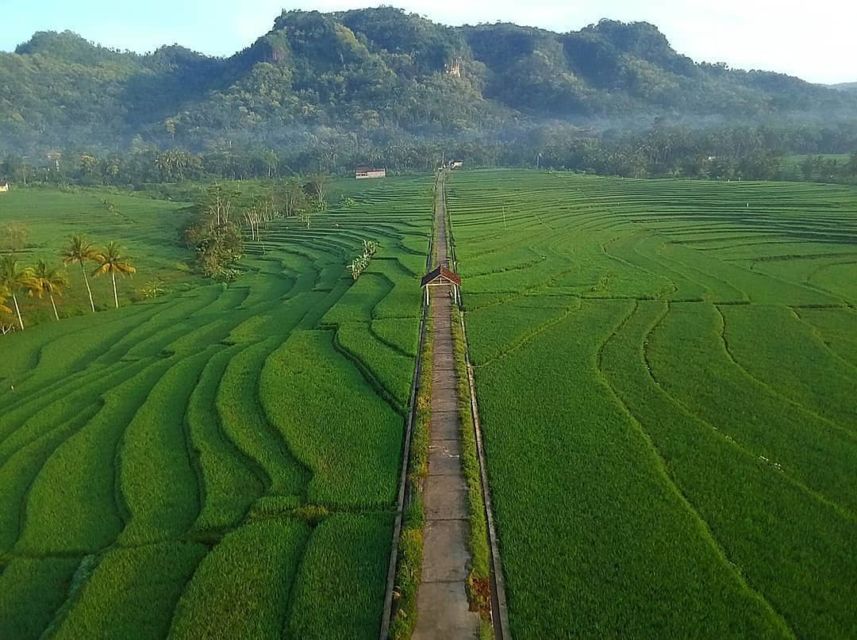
[0,181,9,193]
[355,166,386,179]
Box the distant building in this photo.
[355,167,386,179]
[0,182,9,193]
[449,160,464,169]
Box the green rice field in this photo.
[448,170,857,639]
[1,169,855,638]
[0,177,430,639]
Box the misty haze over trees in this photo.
[2,7,857,184]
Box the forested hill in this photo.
[1,7,855,154]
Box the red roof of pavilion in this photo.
[420,265,461,287]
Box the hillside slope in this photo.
[1,7,854,152]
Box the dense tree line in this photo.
[3,120,857,188]
[183,177,327,281]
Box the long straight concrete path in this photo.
[413,175,480,639]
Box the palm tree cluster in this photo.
[0,255,38,332]
[0,234,136,333]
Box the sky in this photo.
[1,0,855,84]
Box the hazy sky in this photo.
[2,0,854,84]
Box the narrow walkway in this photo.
[413,175,480,639]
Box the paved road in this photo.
[413,174,480,639]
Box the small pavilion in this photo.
[420,265,461,305]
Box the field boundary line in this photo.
[458,312,512,639]
[378,180,434,640]
[474,305,577,369]
[330,328,406,416]
[596,302,798,638]
[789,307,857,378]
[367,321,418,359]
[643,302,855,520]
[714,304,857,440]
[444,171,512,639]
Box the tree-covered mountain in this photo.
[2,7,854,155]
[831,82,857,93]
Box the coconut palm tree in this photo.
[92,242,136,309]
[31,259,69,321]
[0,285,13,335]
[61,234,98,312]
[0,255,37,331]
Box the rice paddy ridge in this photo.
[0,284,263,452]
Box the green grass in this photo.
[286,513,393,639]
[50,542,207,639]
[602,300,857,639]
[169,518,310,639]
[116,351,211,545]
[473,300,789,638]
[650,302,857,512]
[449,169,857,638]
[260,329,403,508]
[215,338,309,498]
[370,317,420,357]
[793,306,857,369]
[0,556,81,640]
[335,321,415,409]
[187,347,265,534]
[16,361,172,554]
[0,404,100,554]
[390,311,431,640]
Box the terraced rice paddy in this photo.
[0,177,430,639]
[3,170,856,639]
[447,170,857,639]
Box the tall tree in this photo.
[93,242,136,309]
[0,255,37,330]
[61,234,98,312]
[304,174,330,210]
[278,178,306,218]
[31,259,69,321]
[204,184,240,226]
[0,285,13,335]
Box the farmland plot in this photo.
[448,170,857,639]
[0,177,429,638]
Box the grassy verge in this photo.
[444,169,492,637]
[451,304,493,638]
[389,310,432,639]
